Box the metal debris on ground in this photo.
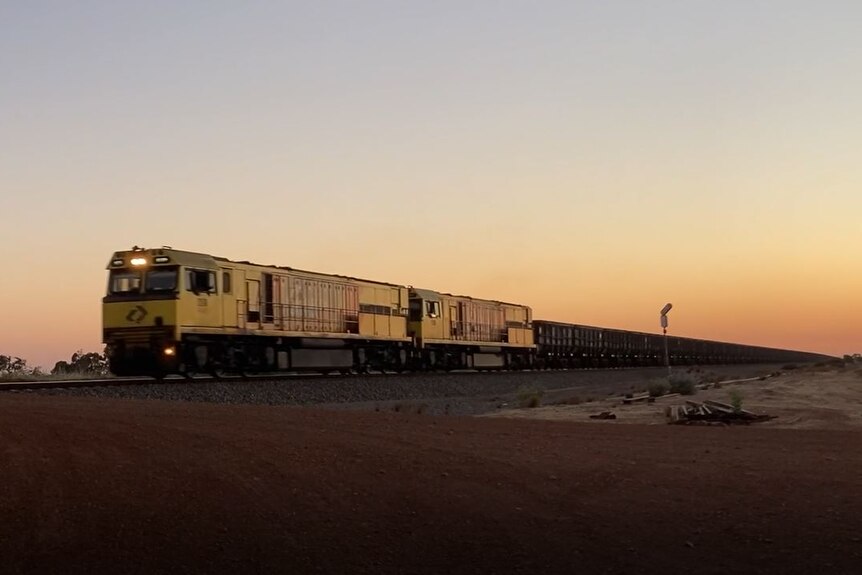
[622,392,680,404]
[622,393,650,404]
[665,400,776,426]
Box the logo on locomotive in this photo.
[125,305,148,324]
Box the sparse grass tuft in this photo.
[517,385,544,408]
[552,395,583,406]
[729,390,744,412]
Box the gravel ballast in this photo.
[18,364,789,416]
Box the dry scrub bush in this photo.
[668,372,697,395]
[648,380,670,397]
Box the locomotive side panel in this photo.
[357,284,408,339]
[273,273,360,334]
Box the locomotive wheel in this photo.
[209,368,229,380]
[177,364,196,380]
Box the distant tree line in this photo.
[0,350,110,378]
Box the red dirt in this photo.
[1,394,860,574]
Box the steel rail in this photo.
[0,365,671,392]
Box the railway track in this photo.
[0,365,666,392]
[0,371,365,391]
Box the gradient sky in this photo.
[2,1,860,370]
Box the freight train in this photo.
[102,246,833,378]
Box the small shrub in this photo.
[729,390,744,412]
[668,372,697,395]
[648,380,670,397]
[517,385,544,408]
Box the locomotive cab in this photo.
[102,247,221,377]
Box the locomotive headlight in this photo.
[130,257,147,266]
[163,346,176,356]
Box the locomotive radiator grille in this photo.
[104,326,174,346]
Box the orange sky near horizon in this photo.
[1,226,857,371]
[1,1,860,370]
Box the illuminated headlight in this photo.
[163,347,176,356]
[130,257,147,266]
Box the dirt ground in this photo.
[2,377,861,575]
[485,363,862,430]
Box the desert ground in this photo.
[1,362,860,574]
[486,362,862,430]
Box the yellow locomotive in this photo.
[102,246,535,377]
[407,288,533,369]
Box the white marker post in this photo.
[660,303,672,376]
